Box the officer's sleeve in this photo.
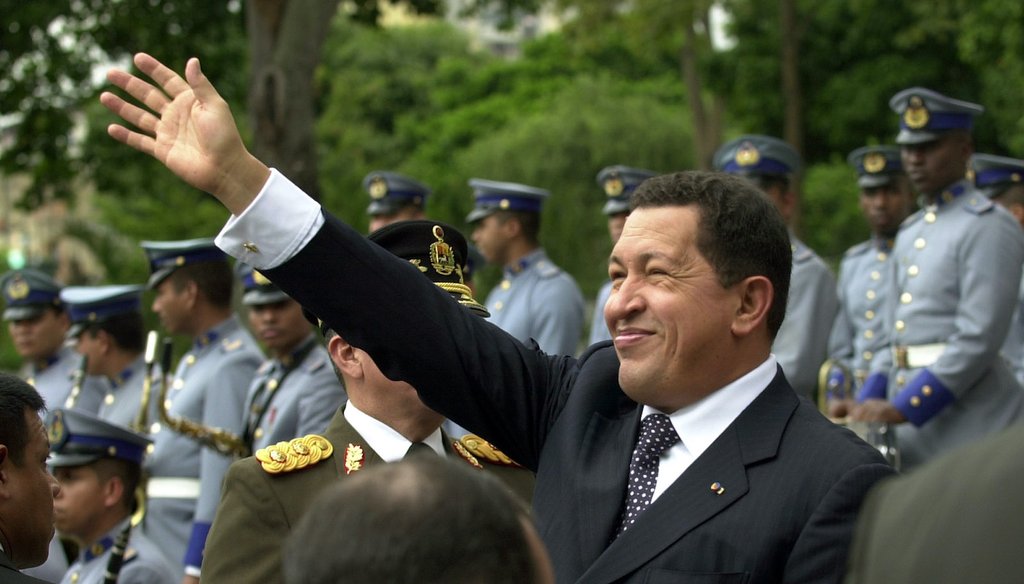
[530,274,585,356]
[893,213,1024,425]
[184,348,261,574]
[202,460,288,583]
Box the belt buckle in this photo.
[894,346,909,369]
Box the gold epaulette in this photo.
[458,434,521,467]
[221,338,243,352]
[256,435,333,475]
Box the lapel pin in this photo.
[710,482,725,495]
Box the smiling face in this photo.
[605,206,744,412]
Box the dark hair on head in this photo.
[283,456,539,584]
[747,173,790,196]
[494,210,541,244]
[83,312,146,353]
[630,171,792,335]
[168,261,234,309]
[0,373,46,466]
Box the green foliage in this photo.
[800,159,864,269]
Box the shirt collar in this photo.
[343,402,444,462]
[642,355,777,461]
[504,248,546,275]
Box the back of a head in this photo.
[283,457,543,584]
[0,374,45,465]
[630,171,792,335]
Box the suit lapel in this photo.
[574,407,641,567]
[578,370,797,584]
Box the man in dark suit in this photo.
[0,373,62,583]
[102,53,896,583]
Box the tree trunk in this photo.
[778,0,803,220]
[246,0,338,200]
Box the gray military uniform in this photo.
[774,235,838,398]
[141,316,261,575]
[60,521,177,584]
[95,355,162,429]
[244,334,346,451]
[828,238,896,389]
[869,182,1024,469]
[589,279,613,345]
[23,346,105,414]
[485,248,584,356]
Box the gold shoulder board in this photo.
[256,434,333,475]
[458,434,520,467]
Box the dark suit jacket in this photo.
[845,421,1024,583]
[0,551,49,584]
[202,406,533,583]
[265,213,896,583]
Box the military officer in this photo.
[138,238,262,581]
[588,166,658,345]
[236,263,346,451]
[364,170,430,233]
[971,153,1024,385]
[202,221,535,584]
[467,178,585,355]
[1,269,105,413]
[713,135,839,399]
[852,88,1024,470]
[60,284,163,429]
[48,409,177,584]
[824,146,914,414]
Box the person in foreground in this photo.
[283,456,553,584]
[102,53,895,583]
[0,373,62,583]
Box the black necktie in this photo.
[616,413,680,535]
[405,442,435,459]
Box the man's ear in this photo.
[731,275,773,337]
[327,335,361,380]
[102,475,125,510]
[0,445,10,498]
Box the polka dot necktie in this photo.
[616,413,680,535]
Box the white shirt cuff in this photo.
[214,168,325,270]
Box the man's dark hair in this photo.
[494,210,541,245]
[168,261,234,309]
[631,171,792,335]
[747,173,791,196]
[83,312,146,353]
[990,184,1024,207]
[0,373,45,465]
[283,457,541,584]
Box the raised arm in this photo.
[100,53,268,215]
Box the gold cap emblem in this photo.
[5,276,29,300]
[429,225,456,277]
[903,95,930,130]
[603,175,624,197]
[368,176,388,200]
[863,152,887,174]
[736,142,761,167]
[252,270,271,286]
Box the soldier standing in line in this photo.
[48,409,177,584]
[713,136,839,399]
[363,170,430,233]
[60,285,161,428]
[824,146,914,415]
[467,179,585,356]
[202,221,535,584]
[236,263,346,452]
[969,153,1024,385]
[1,269,105,414]
[588,166,657,346]
[851,88,1024,470]
[138,238,262,582]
